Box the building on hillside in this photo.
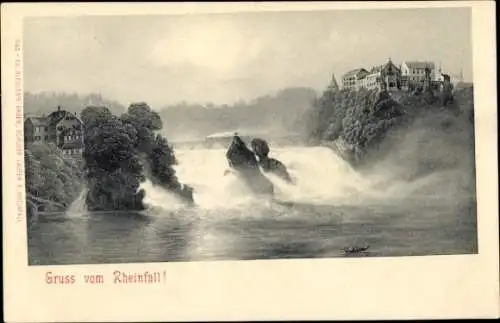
[24,105,84,157]
[341,68,369,90]
[431,63,445,83]
[338,59,455,93]
[400,61,437,90]
[24,117,50,143]
[360,58,402,91]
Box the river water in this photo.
[28,146,478,265]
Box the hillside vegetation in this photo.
[25,143,85,207]
[306,84,474,168]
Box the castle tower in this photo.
[327,72,340,92]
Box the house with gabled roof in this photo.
[24,117,50,144]
[360,58,402,91]
[401,61,437,87]
[24,105,84,158]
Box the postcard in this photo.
[2,1,498,322]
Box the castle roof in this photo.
[342,68,368,79]
[403,61,435,69]
[25,117,48,127]
[370,65,384,73]
[369,59,401,74]
[48,109,83,126]
[327,73,340,90]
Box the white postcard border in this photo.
[2,2,498,322]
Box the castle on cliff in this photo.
[339,58,463,93]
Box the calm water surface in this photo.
[28,199,477,265]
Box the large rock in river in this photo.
[251,138,293,184]
[226,134,274,196]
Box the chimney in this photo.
[57,105,61,111]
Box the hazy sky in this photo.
[24,8,473,107]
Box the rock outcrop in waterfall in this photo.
[251,138,293,184]
[226,134,274,197]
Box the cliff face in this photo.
[307,85,474,168]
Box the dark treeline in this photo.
[24,88,318,140]
[156,87,318,139]
[24,92,126,116]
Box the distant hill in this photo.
[23,87,318,141]
[23,92,126,117]
[157,87,318,140]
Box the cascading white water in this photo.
[67,187,89,216]
[139,138,475,214]
[139,146,378,211]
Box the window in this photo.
[44,136,48,141]
[44,127,48,131]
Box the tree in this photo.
[82,102,186,211]
[121,102,163,153]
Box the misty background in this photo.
[23,8,472,140]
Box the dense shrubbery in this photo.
[307,84,474,166]
[82,102,187,211]
[24,143,84,207]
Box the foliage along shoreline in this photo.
[24,101,194,216]
[305,83,475,169]
[25,143,85,210]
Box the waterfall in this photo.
[67,188,89,216]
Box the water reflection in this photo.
[27,198,478,266]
